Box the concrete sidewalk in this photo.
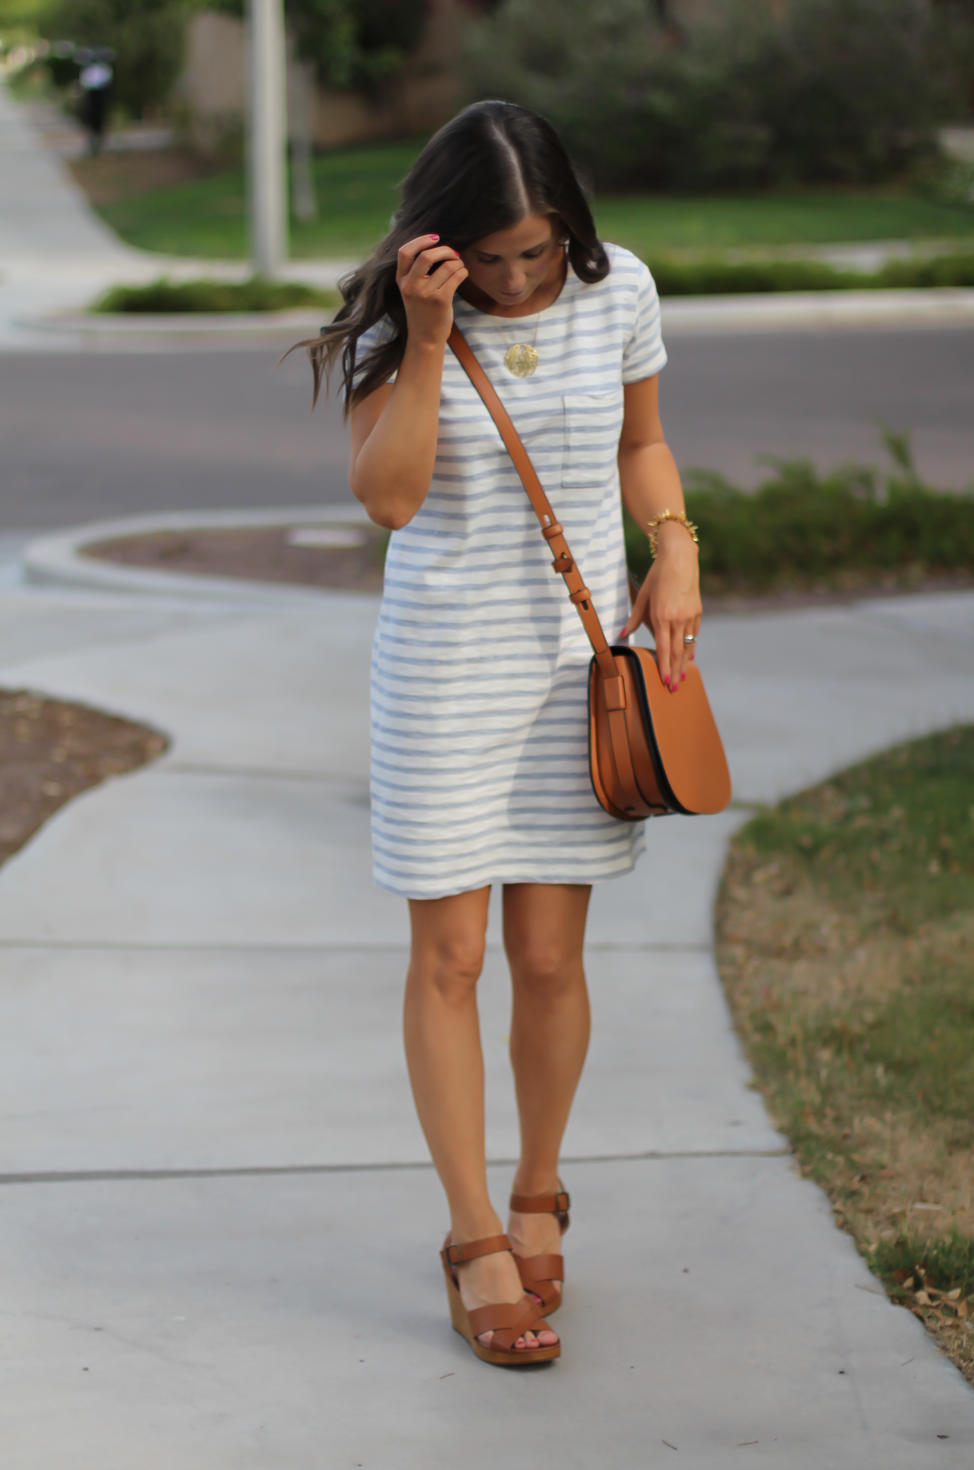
[1,540,973,1465]
[0,82,354,349]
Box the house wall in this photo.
[180,10,247,153]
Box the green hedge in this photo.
[649,251,974,296]
[625,432,974,594]
[93,277,340,313]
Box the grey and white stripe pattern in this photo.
[367,245,667,898]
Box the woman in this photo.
[300,101,701,1365]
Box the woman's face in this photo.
[459,213,565,311]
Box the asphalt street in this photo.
[1,326,972,533]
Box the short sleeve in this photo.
[621,261,667,384]
[351,315,398,391]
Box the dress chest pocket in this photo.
[562,389,624,489]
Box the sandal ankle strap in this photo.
[509,1189,570,1215]
[442,1233,512,1267]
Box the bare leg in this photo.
[503,883,592,1298]
[404,887,557,1349]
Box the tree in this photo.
[210,0,428,91]
[42,0,188,117]
[286,0,426,91]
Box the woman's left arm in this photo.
[617,374,702,691]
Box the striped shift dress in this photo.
[367,244,667,899]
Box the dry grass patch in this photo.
[67,148,218,205]
[717,726,974,1383]
[0,689,168,867]
[84,524,388,592]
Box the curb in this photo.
[17,287,974,346]
[22,505,377,604]
[659,286,974,334]
[18,309,332,341]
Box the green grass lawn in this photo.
[597,190,974,257]
[96,141,420,259]
[93,137,974,261]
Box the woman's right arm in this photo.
[349,234,468,530]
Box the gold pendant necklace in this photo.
[492,311,541,377]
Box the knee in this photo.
[412,936,485,1007]
[508,940,581,1004]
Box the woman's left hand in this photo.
[619,521,702,691]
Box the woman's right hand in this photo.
[396,234,468,348]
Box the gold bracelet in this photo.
[647,508,699,558]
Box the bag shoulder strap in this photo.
[448,324,617,681]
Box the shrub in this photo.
[92,276,340,312]
[466,0,972,189]
[624,430,974,593]
[648,250,974,295]
[43,0,187,119]
[649,257,853,295]
[876,250,974,287]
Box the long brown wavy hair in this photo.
[291,100,610,412]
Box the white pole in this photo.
[247,0,288,276]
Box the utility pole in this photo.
[247,0,288,276]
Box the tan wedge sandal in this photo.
[440,1233,560,1366]
[509,1185,570,1316]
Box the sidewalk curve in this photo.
[0,548,973,1465]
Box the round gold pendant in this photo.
[503,343,539,378]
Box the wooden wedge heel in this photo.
[440,1233,560,1366]
[508,1185,570,1316]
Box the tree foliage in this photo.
[288,0,426,91]
[466,0,974,190]
[209,0,427,91]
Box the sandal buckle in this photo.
[446,1243,464,1265]
[556,1190,570,1212]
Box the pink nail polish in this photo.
[429,233,440,241]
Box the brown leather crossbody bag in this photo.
[449,325,732,821]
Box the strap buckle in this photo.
[551,553,574,574]
[556,1190,570,1213]
[445,1243,464,1265]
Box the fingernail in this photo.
[429,233,439,241]
[680,672,686,681]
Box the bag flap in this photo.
[627,646,732,815]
